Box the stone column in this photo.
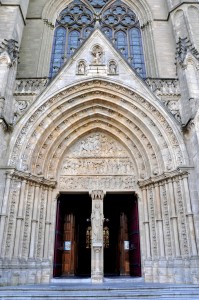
[13,179,27,258]
[142,187,151,258]
[90,190,105,284]
[0,172,12,257]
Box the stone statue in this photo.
[77,61,86,74]
[109,60,117,74]
[92,45,103,64]
[92,201,103,241]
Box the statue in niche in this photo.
[92,45,103,65]
[77,60,86,74]
[109,60,117,74]
[92,201,103,241]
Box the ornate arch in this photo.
[9,79,188,186]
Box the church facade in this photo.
[0,0,199,286]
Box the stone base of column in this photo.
[91,274,104,284]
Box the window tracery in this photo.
[49,0,146,78]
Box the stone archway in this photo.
[1,79,198,285]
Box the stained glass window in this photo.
[49,0,146,78]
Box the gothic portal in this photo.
[0,0,199,286]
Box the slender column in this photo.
[13,179,27,258]
[142,187,151,258]
[170,179,181,256]
[29,183,40,258]
[18,180,29,259]
[49,192,59,261]
[37,186,48,260]
[182,175,198,256]
[154,183,165,257]
[44,188,53,259]
[90,190,105,284]
[0,173,12,257]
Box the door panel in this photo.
[129,198,141,277]
[62,213,76,275]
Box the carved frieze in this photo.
[15,79,49,95]
[59,175,136,191]
[61,158,134,175]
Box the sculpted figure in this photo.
[92,202,103,241]
[92,45,103,64]
[77,61,86,74]
[109,60,117,74]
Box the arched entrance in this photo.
[5,79,194,285]
[53,192,141,279]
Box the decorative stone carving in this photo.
[9,80,184,173]
[176,37,199,66]
[0,96,5,117]
[148,186,158,257]
[59,132,136,191]
[108,60,118,75]
[77,60,86,75]
[61,158,134,175]
[0,39,18,66]
[90,190,105,283]
[146,78,181,122]
[66,132,129,157]
[92,45,103,64]
[14,78,49,95]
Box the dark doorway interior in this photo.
[104,193,141,277]
[53,193,91,277]
[53,192,141,278]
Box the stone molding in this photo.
[0,168,56,188]
[138,167,192,188]
[14,78,49,95]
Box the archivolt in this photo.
[9,80,188,181]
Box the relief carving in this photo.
[91,45,103,64]
[66,133,126,157]
[59,132,135,191]
[61,158,134,175]
[59,176,135,191]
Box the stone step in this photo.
[1,282,199,300]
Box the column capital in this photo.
[90,190,106,201]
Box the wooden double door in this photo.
[53,193,141,278]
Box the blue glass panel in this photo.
[102,27,112,38]
[67,30,80,56]
[115,30,128,58]
[130,28,146,78]
[49,27,66,78]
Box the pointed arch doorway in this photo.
[53,192,141,279]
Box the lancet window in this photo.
[49,0,146,78]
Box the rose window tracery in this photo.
[49,0,146,78]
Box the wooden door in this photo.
[53,200,64,277]
[120,212,130,275]
[62,213,76,275]
[129,198,141,277]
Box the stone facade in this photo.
[0,0,199,286]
